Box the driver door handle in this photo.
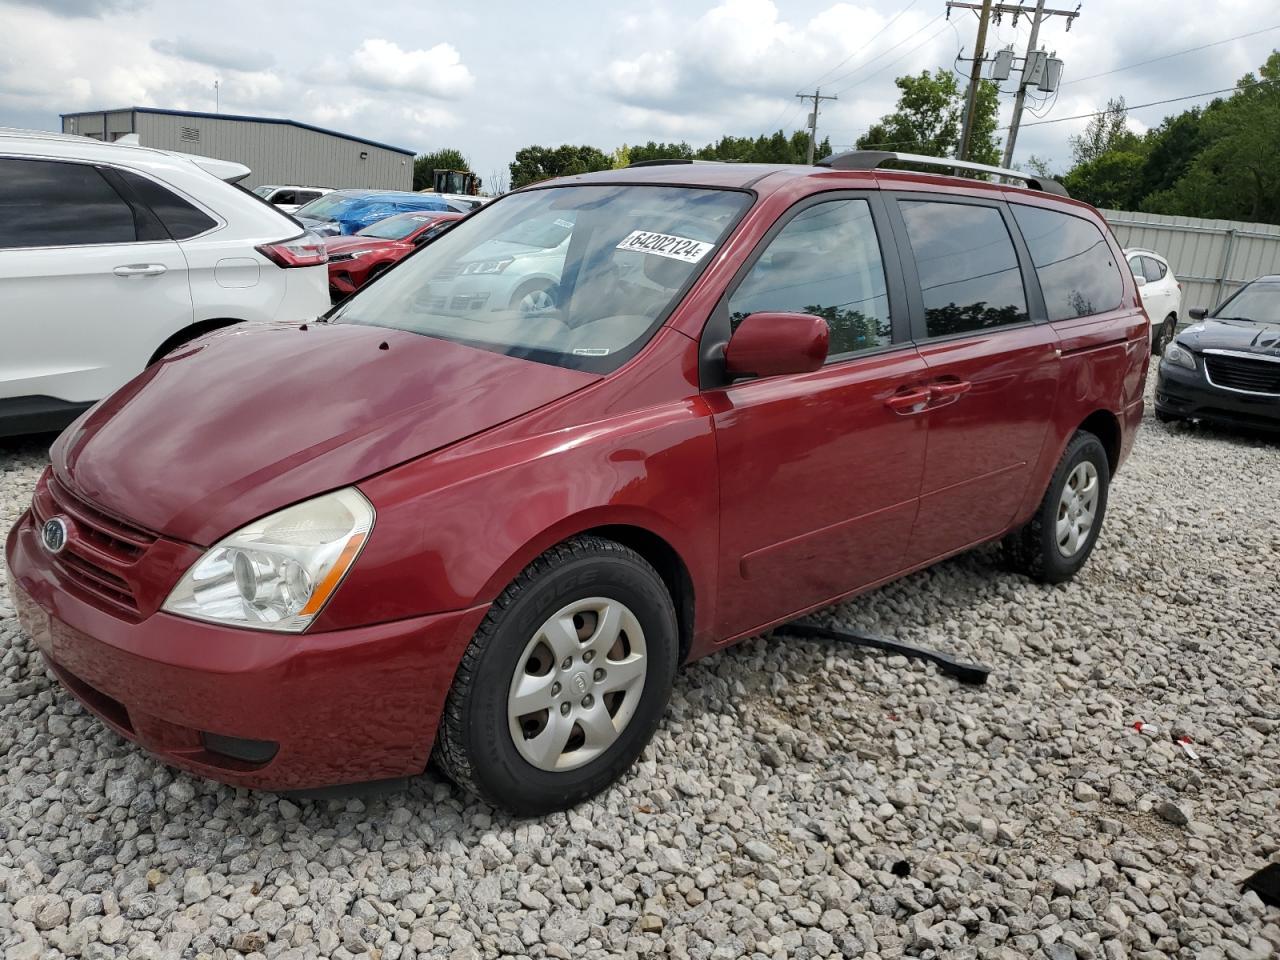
[884,386,933,415]
[114,263,167,278]
[929,379,972,404]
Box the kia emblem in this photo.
[41,517,69,555]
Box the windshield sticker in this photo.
[554,218,574,229]
[616,230,713,263]
[572,347,610,356]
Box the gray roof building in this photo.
[60,107,414,191]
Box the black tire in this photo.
[1152,315,1177,356]
[434,535,678,815]
[1003,430,1110,584]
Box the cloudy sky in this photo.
[2,0,1276,185]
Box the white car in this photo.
[252,184,333,214]
[1125,247,1182,354]
[0,128,329,438]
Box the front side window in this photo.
[1011,204,1123,320]
[332,184,751,372]
[900,200,1029,336]
[0,157,137,249]
[728,197,892,357]
[271,189,298,206]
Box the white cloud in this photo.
[604,50,681,101]
[151,36,274,73]
[348,39,474,99]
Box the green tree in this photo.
[1068,98,1139,166]
[627,141,695,164]
[412,148,471,191]
[1062,150,1148,210]
[1144,52,1280,223]
[854,69,996,160]
[508,145,614,188]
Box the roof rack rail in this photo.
[816,150,1069,198]
[626,158,720,168]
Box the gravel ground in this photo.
[1,391,1278,960]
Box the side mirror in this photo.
[724,312,829,379]
[1133,274,1147,288]
[1189,307,1208,320]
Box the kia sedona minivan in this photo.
[7,152,1148,814]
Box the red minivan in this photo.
[6,153,1148,814]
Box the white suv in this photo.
[1125,247,1182,355]
[252,184,333,214]
[0,129,329,437]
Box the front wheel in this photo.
[1003,430,1110,584]
[434,536,677,815]
[1152,315,1177,355]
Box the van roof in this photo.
[541,151,1072,202]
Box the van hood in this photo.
[52,323,598,545]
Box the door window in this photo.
[899,200,1029,336]
[1142,257,1166,283]
[270,189,298,206]
[728,198,892,358]
[1010,204,1123,320]
[296,190,323,204]
[1128,257,1143,278]
[0,157,137,249]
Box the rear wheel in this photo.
[435,536,677,815]
[1004,430,1110,583]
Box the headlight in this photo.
[162,488,374,632]
[460,257,514,275]
[1163,342,1196,370]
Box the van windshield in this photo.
[330,184,751,372]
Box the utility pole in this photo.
[954,0,993,162]
[1001,0,1045,168]
[795,88,838,164]
[1000,0,1079,167]
[214,79,220,114]
[946,2,1079,166]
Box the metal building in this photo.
[60,107,414,190]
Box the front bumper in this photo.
[1155,360,1280,431]
[7,509,488,791]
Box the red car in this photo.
[326,211,463,299]
[7,153,1148,814]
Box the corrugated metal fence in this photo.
[1102,209,1280,317]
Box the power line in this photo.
[1063,23,1280,85]
[805,0,923,89]
[1014,76,1280,129]
[828,18,953,97]
[824,12,946,91]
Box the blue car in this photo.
[294,190,452,237]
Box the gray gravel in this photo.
[2,391,1279,960]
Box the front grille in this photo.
[1204,353,1280,395]
[31,476,157,620]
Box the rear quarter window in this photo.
[1011,204,1124,320]
[116,170,218,239]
